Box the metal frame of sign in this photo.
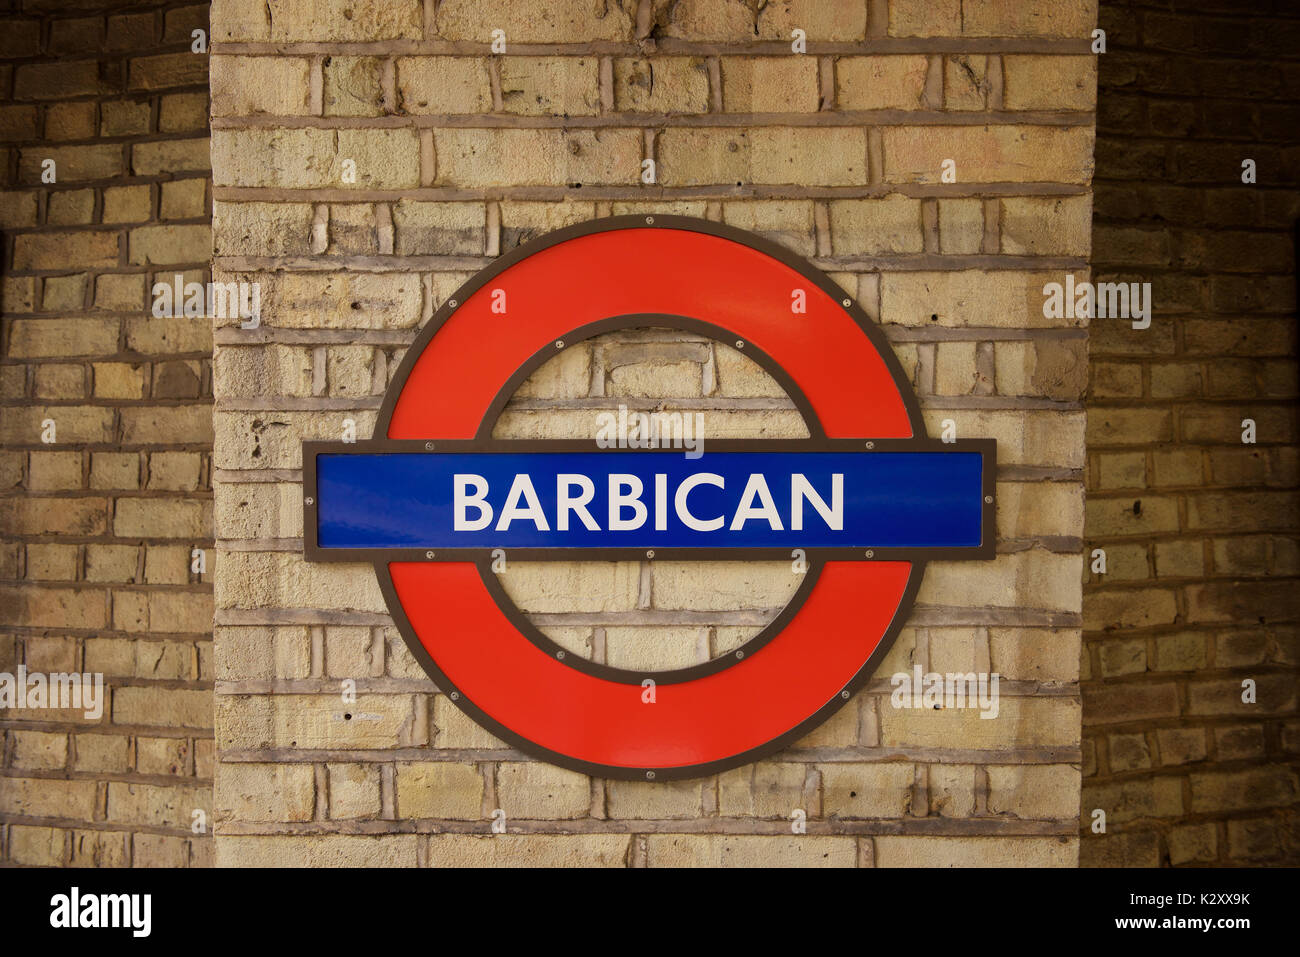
[301,214,997,780]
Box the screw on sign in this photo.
[303,217,996,781]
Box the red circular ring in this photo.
[377,218,924,780]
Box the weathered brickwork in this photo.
[1081,0,1300,866]
[0,2,214,865]
[208,0,1095,867]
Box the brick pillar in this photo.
[0,2,213,866]
[1081,0,1300,866]
[209,0,1096,867]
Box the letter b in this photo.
[454,474,493,531]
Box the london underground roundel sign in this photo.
[303,216,995,781]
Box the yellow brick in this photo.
[918,551,1081,612]
[962,2,1097,38]
[214,626,312,681]
[211,56,311,115]
[648,834,857,867]
[395,761,483,818]
[721,56,820,112]
[945,55,990,110]
[604,626,702,671]
[996,481,1084,540]
[496,561,639,613]
[495,762,588,819]
[73,733,130,772]
[512,341,592,399]
[1000,196,1092,256]
[214,483,302,541]
[211,128,420,189]
[215,762,316,823]
[128,224,212,265]
[214,0,422,42]
[115,687,211,728]
[322,57,386,117]
[102,184,152,223]
[1087,778,1184,822]
[327,763,382,819]
[613,58,709,113]
[660,128,866,187]
[434,0,633,42]
[0,583,106,632]
[11,730,68,770]
[836,56,929,110]
[652,0,755,41]
[651,560,802,611]
[889,0,961,37]
[426,834,629,866]
[930,765,977,816]
[499,57,599,116]
[214,410,377,469]
[230,271,423,331]
[607,779,703,819]
[213,201,313,256]
[160,178,208,220]
[214,344,314,398]
[93,361,148,399]
[0,778,98,819]
[434,128,642,187]
[395,57,491,114]
[875,836,1077,866]
[216,693,422,750]
[5,317,118,358]
[1003,56,1097,111]
[105,782,210,828]
[987,765,1081,818]
[720,199,816,257]
[27,451,82,490]
[879,696,1080,749]
[753,0,867,40]
[70,829,129,867]
[883,270,1088,328]
[933,340,978,394]
[938,198,984,254]
[719,762,806,817]
[822,762,915,817]
[432,695,506,749]
[883,126,1094,184]
[829,196,924,254]
[216,834,420,866]
[8,825,65,865]
[791,697,862,748]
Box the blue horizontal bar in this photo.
[314,450,985,551]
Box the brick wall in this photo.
[0,1,213,866]
[1081,0,1300,865]
[209,0,1095,867]
[9,0,1294,873]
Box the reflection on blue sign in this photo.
[314,451,985,550]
